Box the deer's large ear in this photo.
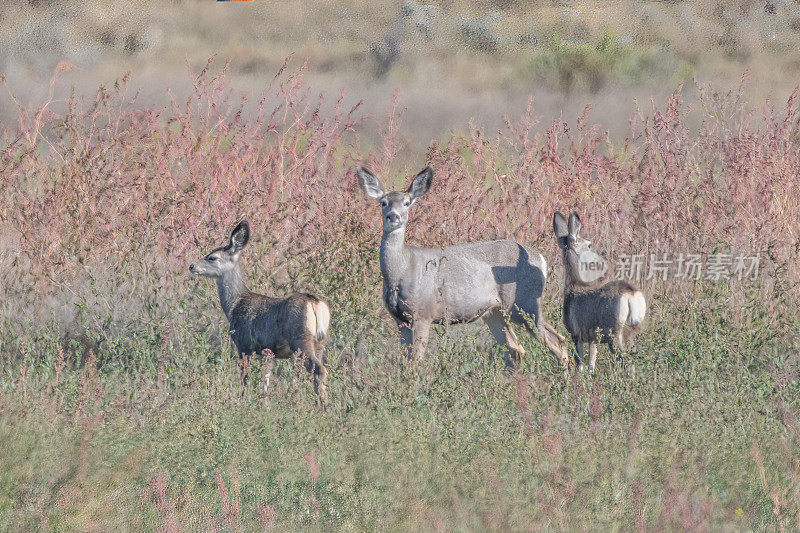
[230,220,250,252]
[553,211,569,239]
[568,210,582,237]
[407,166,433,202]
[357,166,385,200]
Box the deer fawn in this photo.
[553,210,647,372]
[357,166,568,365]
[190,221,331,405]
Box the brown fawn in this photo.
[190,221,330,404]
[553,210,646,372]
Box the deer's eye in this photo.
[208,256,217,262]
[403,199,410,207]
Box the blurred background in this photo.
[2,0,800,156]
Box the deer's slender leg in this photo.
[397,319,431,360]
[231,344,245,385]
[588,343,598,373]
[314,361,329,407]
[608,328,627,356]
[411,320,431,361]
[610,329,634,376]
[614,326,627,352]
[516,303,569,368]
[239,351,249,385]
[483,309,526,366]
[259,354,274,397]
[622,327,634,352]
[575,341,586,372]
[607,331,627,372]
[238,350,251,397]
[315,338,326,364]
[397,320,414,359]
[538,322,569,369]
[300,338,329,406]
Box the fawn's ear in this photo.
[568,210,582,237]
[357,166,385,200]
[407,166,433,202]
[230,220,250,252]
[553,211,569,239]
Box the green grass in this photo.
[0,288,797,531]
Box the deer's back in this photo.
[391,239,547,324]
[564,281,639,341]
[229,292,317,356]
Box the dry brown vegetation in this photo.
[3,0,800,153]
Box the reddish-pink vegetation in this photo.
[1,66,798,339]
[303,452,321,519]
[216,470,242,531]
[659,455,715,531]
[257,502,276,531]
[149,471,181,533]
[513,375,535,435]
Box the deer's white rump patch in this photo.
[626,291,647,327]
[305,302,317,336]
[312,301,330,341]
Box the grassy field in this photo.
[0,60,798,530]
[2,294,798,530]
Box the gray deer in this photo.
[357,166,568,365]
[190,221,331,404]
[553,210,647,372]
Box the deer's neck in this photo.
[216,265,248,321]
[563,271,582,296]
[380,228,411,286]
[562,252,603,295]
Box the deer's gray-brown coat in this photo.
[553,210,646,372]
[358,166,568,365]
[190,221,330,404]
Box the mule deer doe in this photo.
[357,166,568,365]
[190,221,331,404]
[553,210,647,372]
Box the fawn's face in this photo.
[189,221,250,279]
[357,166,433,234]
[559,234,595,280]
[554,210,608,284]
[556,231,594,257]
[189,246,239,279]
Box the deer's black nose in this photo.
[386,213,400,224]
